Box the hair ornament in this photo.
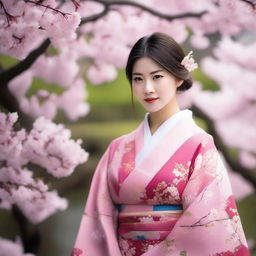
[181,51,198,72]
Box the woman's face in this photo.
[132,57,182,114]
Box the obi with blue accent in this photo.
[117,204,183,241]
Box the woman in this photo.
[72,33,249,256]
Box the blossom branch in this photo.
[180,217,231,228]
[191,105,256,190]
[23,0,71,18]
[189,212,210,226]
[81,0,208,24]
[0,39,50,85]
[0,39,50,128]
[239,0,256,10]
[0,0,17,26]
[180,212,231,228]
[0,181,45,196]
[71,0,80,10]
[80,2,109,24]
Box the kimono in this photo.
[72,109,249,256]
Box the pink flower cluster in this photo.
[0,0,81,59]
[1,0,255,124]
[0,112,88,223]
[191,38,256,170]
[78,0,256,84]
[0,237,35,256]
[181,51,198,72]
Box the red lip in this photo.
[144,97,159,103]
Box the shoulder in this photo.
[186,125,217,156]
[195,131,214,145]
[190,131,217,160]
[106,129,137,160]
[187,113,216,147]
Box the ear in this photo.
[176,79,183,88]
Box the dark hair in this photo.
[125,32,193,91]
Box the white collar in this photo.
[144,109,192,140]
[135,109,193,165]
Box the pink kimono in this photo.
[72,110,249,256]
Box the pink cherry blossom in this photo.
[22,116,89,177]
[0,237,35,256]
[57,79,90,121]
[181,51,198,72]
[191,37,256,170]
[239,150,256,169]
[190,34,210,49]
[1,1,256,253]
[0,0,81,59]
[87,63,118,85]
[0,112,88,223]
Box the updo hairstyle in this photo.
[125,32,193,91]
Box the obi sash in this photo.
[117,204,183,241]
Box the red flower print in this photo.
[225,195,238,218]
[71,248,83,256]
[235,244,250,256]
[215,244,250,256]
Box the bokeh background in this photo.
[1,1,256,255]
[1,58,255,255]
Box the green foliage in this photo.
[84,70,145,121]
[47,47,59,56]
[67,120,138,139]
[86,70,131,108]
[192,68,220,91]
[25,77,65,97]
[0,55,19,68]
[237,194,256,240]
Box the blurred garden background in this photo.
[0,1,256,255]
[1,58,256,255]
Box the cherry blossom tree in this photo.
[0,111,88,254]
[1,0,256,254]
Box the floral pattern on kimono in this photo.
[72,110,249,256]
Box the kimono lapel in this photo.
[108,122,144,198]
[136,110,193,166]
[119,111,204,202]
[117,122,144,184]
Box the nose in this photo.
[144,80,155,94]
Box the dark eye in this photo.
[133,77,142,82]
[153,75,163,80]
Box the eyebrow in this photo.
[132,69,164,76]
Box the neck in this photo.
[148,101,180,135]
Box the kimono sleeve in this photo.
[71,142,121,256]
[146,134,249,256]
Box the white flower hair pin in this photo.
[181,51,198,72]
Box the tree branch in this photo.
[12,206,40,254]
[24,0,71,17]
[0,0,18,26]
[0,0,207,85]
[80,2,109,24]
[0,0,73,86]
[0,86,33,129]
[81,0,208,24]
[191,105,256,190]
[0,181,46,195]
[0,39,50,85]
[0,39,50,129]
[239,0,256,10]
